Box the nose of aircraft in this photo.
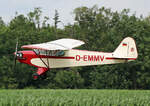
[14,52,23,59]
[13,50,38,66]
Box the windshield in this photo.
[34,49,65,56]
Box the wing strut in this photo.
[46,51,50,69]
[34,50,50,69]
[33,50,50,79]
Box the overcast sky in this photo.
[0,0,149,27]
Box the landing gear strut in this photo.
[33,50,50,80]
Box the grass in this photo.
[0,89,150,106]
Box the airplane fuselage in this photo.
[17,49,135,69]
[15,37,138,79]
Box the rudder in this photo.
[113,37,138,60]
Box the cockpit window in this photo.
[55,50,65,56]
[33,49,65,56]
[34,49,40,55]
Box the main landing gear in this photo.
[33,73,47,80]
[33,73,39,80]
[33,67,49,80]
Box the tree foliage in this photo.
[0,6,150,89]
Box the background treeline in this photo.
[0,6,150,89]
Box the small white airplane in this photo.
[14,37,138,79]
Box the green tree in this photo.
[54,70,84,89]
[0,6,150,89]
[53,10,61,39]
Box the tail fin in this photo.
[113,37,138,60]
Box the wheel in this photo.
[33,73,39,80]
[40,73,47,79]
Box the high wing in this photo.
[21,38,85,50]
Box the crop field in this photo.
[0,89,150,106]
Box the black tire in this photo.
[40,73,47,79]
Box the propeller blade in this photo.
[15,39,18,53]
[13,38,19,70]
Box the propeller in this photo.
[13,39,18,69]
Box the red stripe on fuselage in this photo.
[106,57,136,60]
[39,55,75,59]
